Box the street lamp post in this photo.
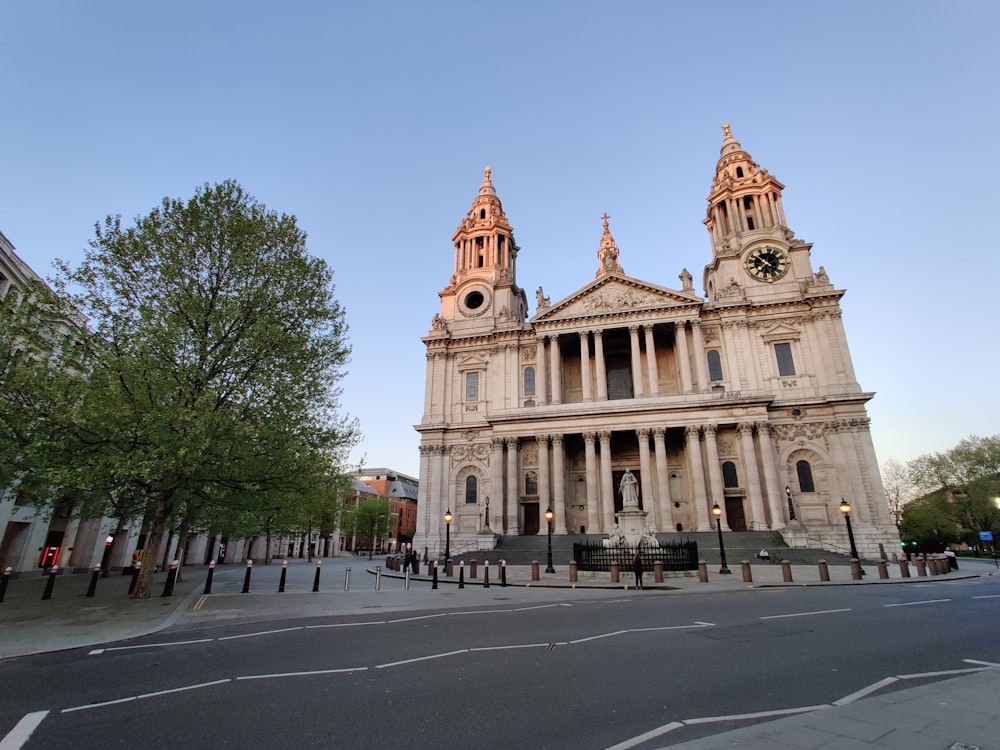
[544,507,555,573]
[839,499,860,561]
[484,496,490,530]
[785,485,796,521]
[443,509,452,562]
[711,502,731,574]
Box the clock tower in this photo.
[436,167,528,334]
[702,123,815,303]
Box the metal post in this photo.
[344,566,352,591]
[278,560,287,592]
[242,559,253,593]
[312,560,322,592]
[715,516,731,574]
[41,565,59,600]
[483,561,490,588]
[203,561,215,594]
[458,561,465,589]
[432,562,438,589]
[501,560,507,587]
[0,566,12,603]
[86,565,101,598]
[161,560,179,597]
[375,565,382,591]
[785,485,796,521]
[545,516,555,573]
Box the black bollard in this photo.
[0,566,11,603]
[203,561,215,594]
[432,562,438,589]
[312,560,322,592]
[278,560,288,592]
[128,563,141,595]
[501,560,507,587]
[86,565,101,597]
[484,562,490,588]
[41,565,59,600]
[242,559,253,593]
[458,561,465,589]
[161,560,179,597]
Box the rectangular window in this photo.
[465,372,479,401]
[523,367,535,396]
[775,343,796,376]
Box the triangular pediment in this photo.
[759,323,801,341]
[532,274,701,323]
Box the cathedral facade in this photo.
[414,125,898,561]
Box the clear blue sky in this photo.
[2,2,997,479]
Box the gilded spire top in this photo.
[595,212,623,278]
[722,122,732,138]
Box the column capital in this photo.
[684,425,701,440]
[583,431,597,445]
[592,328,604,339]
[628,324,640,334]
[598,430,612,442]
[536,434,550,444]
[491,437,506,449]
[551,434,564,447]
[652,426,667,440]
[505,436,520,448]
[703,424,719,437]
[736,422,755,436]
[636,427,651,440]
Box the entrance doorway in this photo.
[724,497,747,531]
[522,503,540,535]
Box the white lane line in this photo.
[760,608,851,620]
[89,638,214,655]
[237,667,367,681]
[884,599,950,608]
[964,659,1000,667]
[898,667,989,680]
[683,704,830,725]
[513,604,561,612]
[385,613,448,623]
[569,630,628,644]
[61,679,231,713]
[694,621,716,626]
[604,721,684,750]
[469,643,549,652]
[218,626,303,641]
[375,649,469,669]
[630,624,712,633]
[972,594,1000,599]
[306,621,386,629]
[833,677,898,705]
[442,609,513,616]
[0,710,49,750]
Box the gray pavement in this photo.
[2,555,998,750]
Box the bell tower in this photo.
[437,167,527,332]
[702,123,814,302]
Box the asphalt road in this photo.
[2,568,998,749]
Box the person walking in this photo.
[632,550,644,589]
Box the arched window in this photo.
[722,461,740,489]
[525,471,537,496]
[523,367,535,396]
[796,460,816,493]
[707,350,724,381]
[465,475,478,504]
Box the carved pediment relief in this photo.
[759,323,801,342]
[456,353,490,370]
[533,276,699,323]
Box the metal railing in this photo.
[573,540,699,572]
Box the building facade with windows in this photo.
[413,125,898,560]
[352,468,419,545]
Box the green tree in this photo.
[881,458,917,528]
[4,181,358,598]
[345,497,392,559]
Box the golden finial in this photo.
[601,212,610,231]
[722,122,732,138]
[484,166,492,181]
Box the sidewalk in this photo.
[2,557,997,749]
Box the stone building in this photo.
[413,125,897,561]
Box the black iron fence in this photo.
[573,540,699,572]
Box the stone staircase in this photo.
[474,530,853,567]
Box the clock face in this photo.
[744,246,788,282]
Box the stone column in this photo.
[579,331,592,402]
[691,320,709,393]
[703,425,728,530]
[491,438,505,530]
[675,321,693,394]
[599,431,614,530]
[756,423,785,529]
[737,322,760,390]
[505,437,520,534]
[594,330,608,401]
[535,336,547,405]
[443,353,454,422]
[629,325,644,397]
[584,432,600,532]
[549,334,562,405]
[686,426,711,531]
[652,427,672,531]
[636,428,657,530]
[417,445,433,536]
[721,322,741,391]
[644,325,660,396]
[738,422,768,529]
[538,435,551,534]
[552,435,568,534]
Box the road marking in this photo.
[898,667,989,680]
[237,667,367,681]
[760,608,851,620]
[441,609,513,616]
[569,630,628,644]
[964,659,1000,667]
[834,677,898,705]
[884,599,950,608]
[88,638,213,655]
[306,621,386,629]
[604,721,684,750]
[62,679,231,713]
[683,704,830,725]
[218,627,303,640]
[469,643,550,652]
[513,604,561,611]
[192,595,208,611]
[385,613,447,623]
[375,649,469,669]
[972,594,1000,599]
[0,711,49,750]
[694,621,715,626]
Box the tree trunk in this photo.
[173,514,192,583]
[265,522,273,565]
[102,518,128,577]
[131,490,174,600]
